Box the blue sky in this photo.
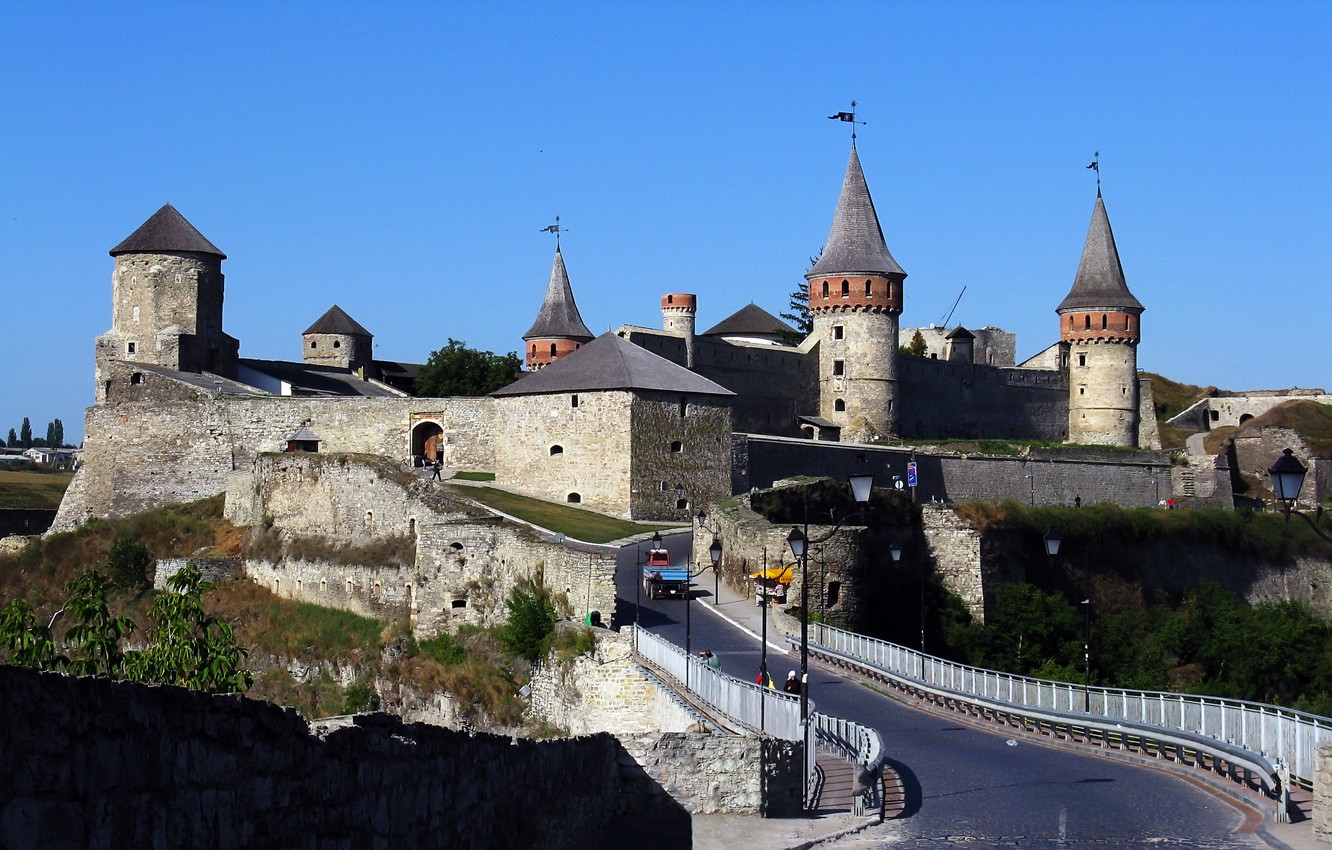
[2,2,1327,445]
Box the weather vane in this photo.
[539,215,566,246]
[828,100,867,142]
[1086,151,1101,195]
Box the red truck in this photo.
[642,547,692,600]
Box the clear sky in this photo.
[2,2,1327,445]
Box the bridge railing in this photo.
[809,621,1326,789]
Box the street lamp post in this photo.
[786,471,874,808]
[696,509,722,605]
[1269,449,1332,542]
[1044,528,1089,712]
[685,535,723,686]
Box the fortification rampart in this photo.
[898,358,1067,441]
[0,666,635,850]
[1169,391,1332,431]
[53,394,495,532]
[228,454,617,636]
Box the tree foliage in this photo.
[497,580,556,663]
[415,339,522,397]
[19,418,32,449]
[779,250,823,339]
[4,429,14,447]
[902,330,928,357]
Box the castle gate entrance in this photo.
[411,421,444,465]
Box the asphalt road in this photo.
[614,533,1271,849]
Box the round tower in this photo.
[95,204,238,402]
[302,305,374,375]
[805,145,906,436]
[1057,194,1144,447]
[523,246,594,370]
[661,293,697,367]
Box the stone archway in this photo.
[412,421,444,465]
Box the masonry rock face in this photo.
[227,454,617,635]
[1317,742,1332,843]
[617,732,803,817]
[898,357,1068,441]
[0,666,631,850]
[528,630,702,735]
[153,557,242,591]
[1066,339,1139,447]
[54,394,495,532]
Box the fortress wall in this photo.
[629,392,733,520]
[693,339,815,437]
[54,395,495,531]
[904,327,1018,367]
[737,435,1196,508]
[230,455,618,636]
[617,733,803,817]
[898,359,1067,441]
[492,391,633,517]
[0,666,630,850]
[528,630,702,735]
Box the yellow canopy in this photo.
[749,566,793,584]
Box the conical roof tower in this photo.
[523,246,594,370]
[805,144,906,437]
[1057,195,1143,315]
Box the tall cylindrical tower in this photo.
[1058,194,1144,447]
[661,293,697,367]
[805,145,906,436]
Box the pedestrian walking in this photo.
[783,670,800,694]
[430,459,442,480]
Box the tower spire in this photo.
[827,101,867,143]
[1086,151,1101,196]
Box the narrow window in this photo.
[549,343,557,357]
[567,492,582,503]
[679,396,687,417]
[1078,354,1086,366]
[297,579,303,593]
[841,280,850,297]
[827,581,841,607]
[127,342,136,354]
[670,440,683,453]
[346,579,353,593]
[1084,315,1091,330]
[676,498,688,510]
[132,305,139,322]
[822,281,829,299]
[833,360,845,376]
[408,518,416,536]
[549,445,564,455]
[864,281,872,297]
[1101,315,1108,329]
[832,325,844,340]
[660,481,669,491]
[320,578,327,593]
[834,398,846,412]
[530,344,536,357]
[1079,386,1085,395]
[365,511,374,528]
[333,340,341,348]
[311,340,318,349]
[571,394,579,408]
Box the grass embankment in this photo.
[1242,400,1332,458]
[1142,372,1212,450]
[451,471,496,482]
[0,469,73,509]
[449,483,676,543]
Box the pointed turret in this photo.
[523,246,594,370]
[303,305,373,374]
[1059,194,1145,447]
[109,203,226,258]
[805,144,906,437]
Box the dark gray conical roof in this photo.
[523,246,594,342]
[110,203,226,258]
[303,305,372,337]
[494,332,734,397]
[1057,195,1143,313]
[806,146,905,279]
[702,303,794,337]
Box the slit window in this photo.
[864,281,872,297]
[841,280,850,297]
[832,326,844,340]
[571,394,579,408]
[833,360,845,376]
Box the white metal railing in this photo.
[812,712,885,816]
[632,626,802,741]
[809,621,1327,788]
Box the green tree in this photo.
[19,418,32,449]
[5,429,15,447]
[52,419,64,448]
[61,569,136,677]
[125,563,252,694]
[106,538,152,591]
[0,599,60,669]
[415,339,522,397]
[45,421,55,446]
[779,249,823,339]
[959,583,1081,677]
[498,580,556,662]
[900,329,928,357]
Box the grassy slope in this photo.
[448,483,677,543]
[0,470,74,509]
[1142,372,1213,450]
[1241,400,1332,458]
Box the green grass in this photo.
[447,483,677,543]
[452,471,496,481]
[0,469,73,509]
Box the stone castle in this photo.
[53,141,1218,635]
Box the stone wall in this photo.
[1169,390,1332,431]
[617,733,803,817]
[1316,742,1332,843]
[527,630,703,735]
[1231,427,1327,505]
[0,666,634,850]
[629,391,732,519]
[227,454,618,636]
[54,394,495,531]
[919,505,986,622]
[1066,340,1138,447]
[903,326,1018,367]
[735,434,1202,509]
[898,357,1068,442]
[153,557,242,591]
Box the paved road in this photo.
[614,533,1276,849]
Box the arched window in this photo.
[549,445,564,455]
[1101,314,1108,329]
[320,578,327,593]
[834,398,845,411]
[530,344,536,357]
[549,343,557,357]
[841,280,850,297]
[346,578,353,593]
[310,340,318,349]
[864,280,872,297]
[567,492,581,503]
[333,340,341,349]
[822,281,829,299]
[1084,315,1091,330]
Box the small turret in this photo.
[303,305,374,376]
[1058,194,1145,446]
[661,293,697,367]
[523,246,594,370]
